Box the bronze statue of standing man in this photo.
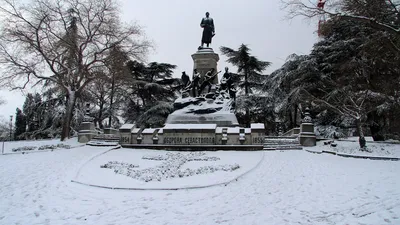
[199,12,215,49]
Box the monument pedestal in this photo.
[192,48,219,84]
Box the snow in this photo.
[172,96,234,116]
[73,149,262,189]
[163,123,217,129]
[0,139,399,225]
[141,128,156,134]
[131,128,141,134]
[119,124,134,130]
[251,123,265,129]
[306,137,400,158]
[227,127,240,133]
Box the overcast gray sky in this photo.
[0,0,318,120]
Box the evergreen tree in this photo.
[23,93,35,133]
[14,108,26,140]
[220,44,271,126]
[122,60,179,125]
[266,16,400,147]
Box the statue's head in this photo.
[225,67,229,72]
[206,12,210,17]
[194,69,197,73]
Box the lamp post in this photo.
[9,115,13,141]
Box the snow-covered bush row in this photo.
[12,146,36,152]
[38,143,71,150]
[101,152,239,182]
[11,143,71,152]
[177,164,240,178]
[56,143,71,149]
[100,161,139,171]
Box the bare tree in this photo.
[282,0,400,41]
[297,88,379,149]
[0,0,151,140]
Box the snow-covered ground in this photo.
[1,137,83,154]
[0,140,399,225]
[307,137,400,158]
[74,149,263,189]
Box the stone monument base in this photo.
[192,47,219,85]
[119,123,266,150]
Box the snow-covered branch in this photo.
[282,0,400,39]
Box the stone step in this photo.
[263,145,303,151]
[92,135,120,141]
[87,140,119,147]
[263,136,302,150]
[264,140,300,145]
[264,139,299,144]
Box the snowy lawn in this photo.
[73,149,262,189]
[0,141,399,224]
[1,137,83,154]
[307,137,400,158]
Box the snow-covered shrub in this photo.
[100,161,139,171]
[12,146,37,152]
[38,145,58,150]
[37,144,71,150]
[101,152,240,182]
[57,143,71,149]
[315,125,347,139]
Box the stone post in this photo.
[119,124,134,145]
[251,123,265,145]
[78,103,98,143]
[299,108,316,146]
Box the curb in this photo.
[304,149,400,161]
[70,150,265,191]
[336,139,400,145]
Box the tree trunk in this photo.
[356,118,366,149]
[108,76,115,127]
[61,91,77,141]
[98,101,104,129]
[294,104,298,127]
[244,70,249,96]
[244,69,250,127]
[368,111,386,141]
